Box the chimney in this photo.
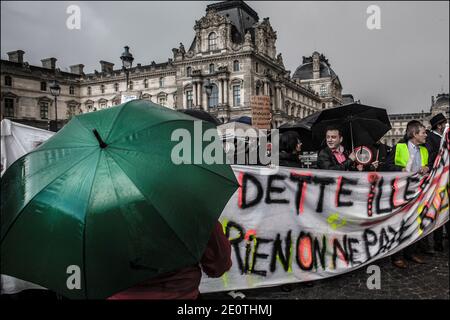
[70,64,85,75]
[312,52,320,79]
[431,95,435,106]
[99,61,114,73]
[41,57,57,70]
[7,50,25,63]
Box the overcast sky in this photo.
[1,1,448,114]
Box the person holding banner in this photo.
[387,120,429,268]
[317,126,357,171]
[425,113,449,252]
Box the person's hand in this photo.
[371,161,379,169]
[356,164,364,171]
[419,166,430,175]
[349,152,356,161]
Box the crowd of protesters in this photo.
[279,113,448,269]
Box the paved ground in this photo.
[202,240,449,300]
[1,239,448,301]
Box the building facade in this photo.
[383,93,449,146]
[1,1,344,130]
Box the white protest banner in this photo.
[121,94,138,104]
[1,119,54,176]
[1,119,54,294]
[200,129,449,293]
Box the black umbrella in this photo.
[179,109,221,126]
[279,112,321,151]
[311,103,391,151]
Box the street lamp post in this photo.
[49,80,61,131]
[120,46,134,92]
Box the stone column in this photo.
[224,79,229,106]
[192,82,197,108]
[218,79,223,106]
[197,81,202,109]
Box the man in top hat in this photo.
[425,113,448,252]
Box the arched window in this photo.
[322,103,326,109]
[144,79,148,88]
[186,67,192,77]
[4,75,12,87]
[232,85,241,107]
[4,98,14,117]
[233,60,240,72]
[40,102,49,119]
[186,90,193,108]
[159,77,164,88]
[320,85,327,97]
[208,84,219,108]
[208,32,217,51]
[101,84,105,94]
[209,63,215,74]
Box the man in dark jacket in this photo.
[425,113,448,252]
[317,126,356,170]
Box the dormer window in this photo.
[208,32,217,51]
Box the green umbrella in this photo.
[1,100,238,299]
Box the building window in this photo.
[100,102,107,109]
[101,84,105,94]
[158,96,167,106]
[233,60,240,72]
[68,104,77,119]
[4,75,12,87]
[320,84,327,97]
[256,62,259,73]
[40,81,47,91]
[159,77,164,88]
[144,79,148,88]
[40,102,49,119]
[69,85,75,95]
[4,98,14,117]
[208,84,219,108]
[87,87,91,95]
[209,63,215,74]
[322,103,326,109]
[129,81,133,90]
[233,85,241,107]
[114,83,119,92]
[186,67,192,77]
[186,90,193,108]
[256,86,260,96]
[208,32,217,51]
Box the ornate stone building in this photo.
[383,93,449,146]
[292,52,343,109]
[1,1,344,129]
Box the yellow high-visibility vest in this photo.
[394,143,428,168]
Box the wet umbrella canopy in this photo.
[311,103,392,150]
[0,100,238,299]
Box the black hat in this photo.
[430,113,447,129]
